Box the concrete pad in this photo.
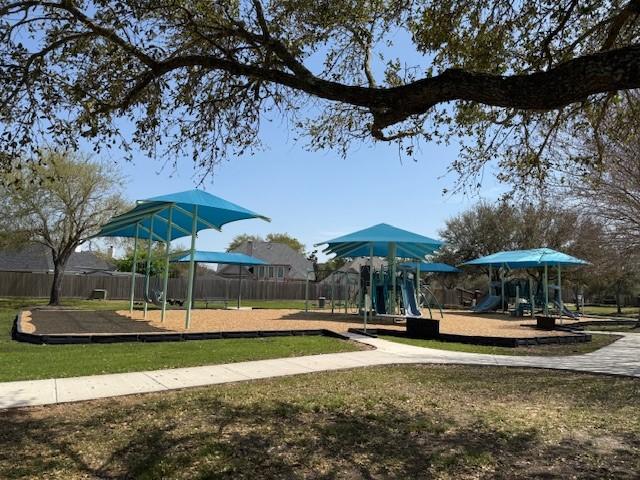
[144,365,251,389]
[0,379,56,409]
[56,372,167,403]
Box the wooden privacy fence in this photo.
[0,271,340,301]
[0,271,468,306]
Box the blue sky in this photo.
[106,120,506,261]
[29,14,507,260]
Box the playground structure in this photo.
[315,224,456,330]
[95,189,270,328]
[464,248,589,319]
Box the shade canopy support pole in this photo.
[543,264,549,316]
[501,265,505,313]
[237,264,242,309]
[488,265,493,295]
[161,206,173,322]
[143,215,154,319]
[389,242,397,314]
[416,261,421,308]
[129,222,140,314]
[369,245,374,317]
[185,205,198,329]
[529,276,535,318]
[557,265,563,323]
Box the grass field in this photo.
[583,324,639,332]
[573,305,640,318]
[1,296,310,311]
[1,365,638,479]
[0,298,362,382]
[380,334,621,356]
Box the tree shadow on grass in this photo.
[4,393,636,480]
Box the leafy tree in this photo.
[0,151,126,305]
[265,233,305,254]
[113,244,213,279]
[227,232,305,253]
[227,234,264,252]
[435,200,611,296]
[1,1,639,189]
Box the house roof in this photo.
[224,241,315,280]
[0,244,115,273]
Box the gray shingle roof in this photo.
[0,244,114,273]
[220,241,315,280]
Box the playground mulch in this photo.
[22,308,584,339]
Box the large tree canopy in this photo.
[1,1,639,186]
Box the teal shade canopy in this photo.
[96,189,270,241]
[171,251,266,266]
[462,248,589,269]
[399,262,461,273]
[317,223,442,259]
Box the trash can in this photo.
[318,297,326,308]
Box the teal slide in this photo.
[401,280,422,317]
[472,295,501,313]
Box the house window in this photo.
[267,266,274,278]
[277,266,285,279]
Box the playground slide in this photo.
[401,280,422,317]
[472,295,501,313]
[554,300,580,319]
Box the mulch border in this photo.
[12,311,350,345]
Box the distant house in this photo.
[218,241,315,281]
[320,257,387,285]
[0,243,116,275]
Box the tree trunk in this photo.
[49,262,65,306]
[615,286,622,314]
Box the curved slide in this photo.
[554,300,580,319]
[472,295,501,313]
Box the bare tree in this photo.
[0,151,126,305]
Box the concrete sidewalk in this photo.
[1,331,639,410]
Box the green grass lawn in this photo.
[584,324,639,332]
[1,296,309,311]
[380,333,621,356]
[0,298,362,382]
[1,365,638,479]
[574,304,640,318]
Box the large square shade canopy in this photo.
[399,262,461,273]
[171,251,266,265]
[462,248,589,269]
[96,189,270,241]
[317,223,442,259]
